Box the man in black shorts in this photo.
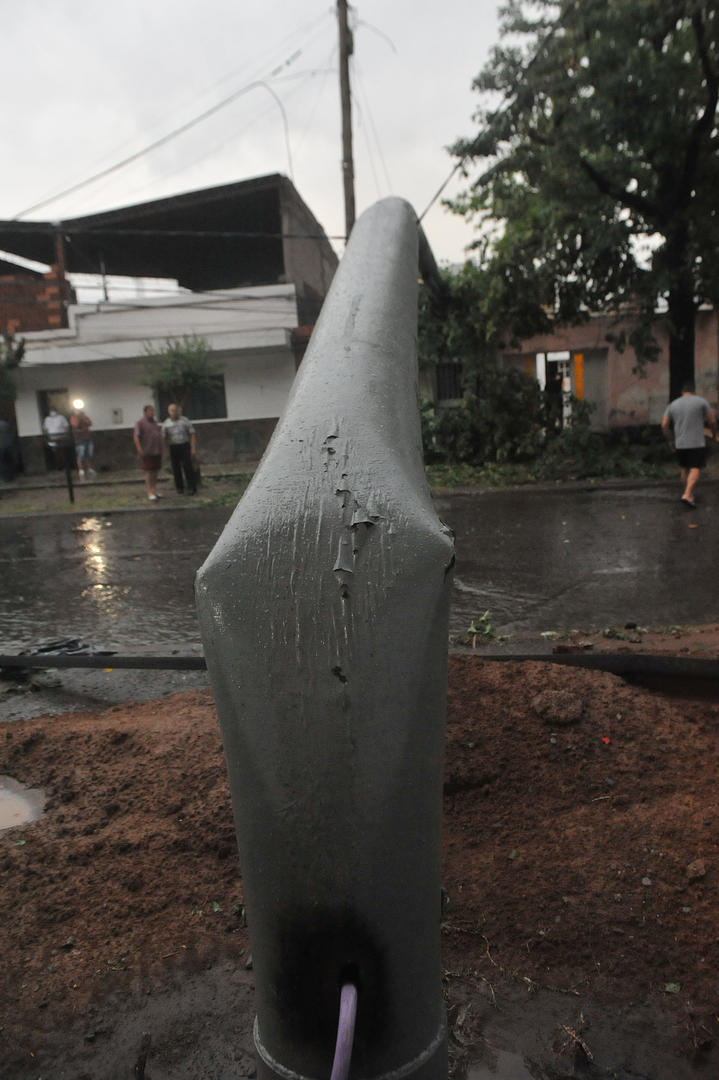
[661,381,717,507]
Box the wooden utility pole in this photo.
[337,0,356,238]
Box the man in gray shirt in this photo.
[161,404,197,495]
[662,381,717,507]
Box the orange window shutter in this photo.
[524,356,535,376]
[573,353,584,399]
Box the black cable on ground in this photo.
[0,654,206,671]
[470,651,719,682]
[1,651,718,683]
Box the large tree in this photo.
[451,0,719,399]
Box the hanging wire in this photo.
[14,79,298,221]
[291,52,337,157]
[3,223,345,240]
[12,11,337,222]
[416,159,466,225]
[352,63,393,198]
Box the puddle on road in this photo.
[0,776,45,831]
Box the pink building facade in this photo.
[502,309,719,430]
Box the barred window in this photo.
[436,361,463,402]
[158,375,227,420]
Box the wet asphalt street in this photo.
[0,478,716,657]
[436,478,719,640]
[0,510,223,654]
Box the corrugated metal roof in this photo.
[0,174,328,291]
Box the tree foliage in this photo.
[418,266,672,478]
[143,335,218,407]
[419,264,562,463]
[450,0,719,398]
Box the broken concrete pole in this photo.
[196,197,454,1080]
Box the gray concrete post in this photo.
[196,197,454,1080]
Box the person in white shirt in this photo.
[42,407,71,468]
[42,406,70,444]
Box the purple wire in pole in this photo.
[330,982,358,1080]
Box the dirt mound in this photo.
[2,656,718,1078]
[442,657,719,1075]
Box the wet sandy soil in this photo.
[2,652,718,1079]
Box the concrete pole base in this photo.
[254,1015,447,1080]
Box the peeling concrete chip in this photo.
[531,689,585,726]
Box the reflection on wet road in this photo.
[0,482,716,652]
[0,511,230,652]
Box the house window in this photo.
[436,361,463,402]
[157,375,227,421]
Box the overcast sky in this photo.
[3,1,501,285]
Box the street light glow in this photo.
[72,398,85,410]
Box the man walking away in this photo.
[162,404,197,495]
[661,381,717,508]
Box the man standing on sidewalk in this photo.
[133,404,163,502]
[662,381,717,507]
[70,406,95,480]
[161,403,197,495]
[42,406,71,470]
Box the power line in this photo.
[68,284,302,302]
[200,10,331,102]
[417,135,490,227]
[1,280,314,304]
[18,13,332,220]
[63,227,345,239]
[280,57,337,157]
[37,65,334,218]
[11,12,337,223]
[353,17,398,56]
[2,224,345,240]
[416,159,466,225]
[352,62,393,198]
[14,77,302,220]
[1,278,321,317]
[0,293,307,313]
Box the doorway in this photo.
[36,389,71,471]
[37,388,70,425]
[535,352,577,427]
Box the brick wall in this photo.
[0,266,75,334]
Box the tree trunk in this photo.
[666,281,696,402]
[662,219,696,402]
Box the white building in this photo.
[0,175,338,471]
[15,284,308,468]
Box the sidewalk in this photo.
[0,459,702,516]
[0,461,258,515]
